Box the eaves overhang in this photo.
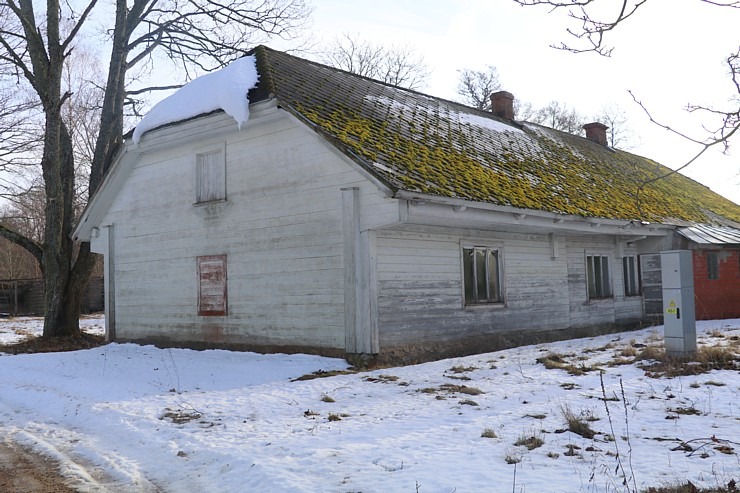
[394,190,673,238]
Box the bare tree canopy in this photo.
[453,65,634,147]
[530,100,585,134]
[321,33,429,90]
[596,104,634,149]
[512,0,739,173]
[456,65,501,111]
[0,0,310,338]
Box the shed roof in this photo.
[677,224,740,245]
[248,45,740,225]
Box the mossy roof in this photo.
[248,46,740,225]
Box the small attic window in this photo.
[195,146,226,203]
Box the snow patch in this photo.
[132,56,260,144]
[365,94,524,134]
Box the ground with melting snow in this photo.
[0,315,738,492]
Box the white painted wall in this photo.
[97,107,398,350]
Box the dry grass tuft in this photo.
[668,406,702,416]
[448,365,478,373]
[514,434,544,450]
[292,369,356,381]
[481,428,497,439]
[439,383,484,395]
[536,352,595,375]
[561,405,596,439]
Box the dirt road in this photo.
[0,441,76,493]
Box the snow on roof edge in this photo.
[132,56,260,144]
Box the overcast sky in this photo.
[277,0,740,203]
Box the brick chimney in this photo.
[490,91,514,120]
[583,122,609,146]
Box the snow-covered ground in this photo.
[0,316,738,493]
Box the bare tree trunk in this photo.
[40,86,80,338]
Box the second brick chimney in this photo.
[583,122,609,146]
[490,91,514,120]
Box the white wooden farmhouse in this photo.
[74,46,740,363]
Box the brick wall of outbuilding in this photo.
[692,249,740,319]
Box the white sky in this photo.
[272,0,740,204]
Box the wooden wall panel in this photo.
[100,109,398,350]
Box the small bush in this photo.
[320,394,335,403]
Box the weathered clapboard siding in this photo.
[99,106,398,349]
[375,229,647,348]
[375,228,571,346]
[564,236,643,328]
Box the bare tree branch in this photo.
[0,221,43,265]
[514,0,740,212]
[320,33,429,90]
[0,0,311,337]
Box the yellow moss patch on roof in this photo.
[255,46,740,224]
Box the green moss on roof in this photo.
[251,46,740,224]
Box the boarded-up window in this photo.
[586,255,612,299]
[196,149,225,203]
[463,247,502,305]
[197,255,227,316]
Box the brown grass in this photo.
[514,434,544,450]
[638,345,739,378]
[0,333,105,355]
[561,405,597,439]
[536,352,595,375]
[481,428,497,439]
[439,383,484,395]
[644,479,738,493]
[292,369,357,381]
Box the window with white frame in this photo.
[195,148,225,203]
[586,255,612,299]
[463,246,503,305]
[623,256,640,297]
